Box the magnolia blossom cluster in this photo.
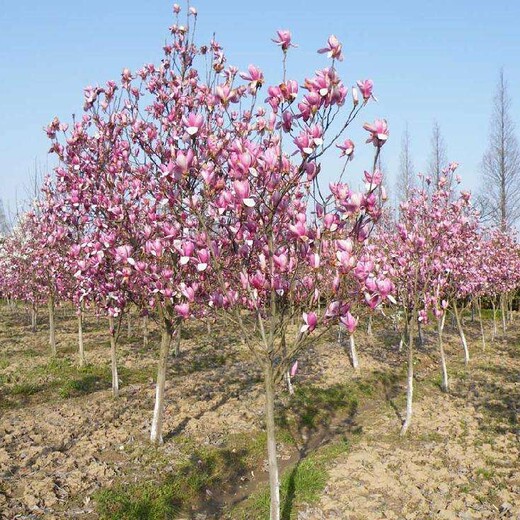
[373,163,520,324]
[0,8,392,342]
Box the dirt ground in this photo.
[0,306,518,519]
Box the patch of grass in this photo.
[415,431,445,443]
[96,481,182,520]
[95,444,250,519]
[9,382,41,396]
[0,357,9,370]
[476,467,495,480]
[59,374,103,398]
[234,438,351,520]
[280,382,364,432]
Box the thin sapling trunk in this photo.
[349,332,359,370]
[264,363,281,520]
[108,315,120,397]
[477,297,486,351]
[401,309,416,436]
[150,319,175,444]
[437,313,448,392]
[78,306,85,367]
[452,300,469,365]
[48,296,56,356]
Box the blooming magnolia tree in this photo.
[167,17,390,519]
[375,164,481,433]
[3,4,520,519]
[46,6,390,517]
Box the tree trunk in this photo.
[417,320,424,347]
[264,363,281,520]
[500,293,507,333]
[281,332,293,395]
[477,298,486,351]
[437,314,448,392]
[108,316,120,397]
[174,321,182,357]
[31,303,37,333]
[48,297,56,356]
[349,333,359,370]
[367,315,373,336]
[398,318,409,353]
[400,311,415,436]
[127,313,132,338]
[452,300,469,365]
[285,371,294,395]
[78,307,85,367]
[143,315,149,348]
[150,323,174,444]
[491,298,497,340]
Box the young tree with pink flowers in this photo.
[167,20,391,518]
[375,163,481,432]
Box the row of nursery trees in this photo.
[0,6,519,519]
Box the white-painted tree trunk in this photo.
[367,315,373,336]
[437,314,448,392]
[401,312,415,436]
[264,364,281,520]
[349,333,359,370]
[477,298,486,351]
[500,293,507,333]
[285,371,294,395]
[452,301,469,365]
[143,315,149,347]
[78,307,85,367]
[417,320,424,346]
[491,298,497,340]
[48,297,56,356]
[150,325,173,444]
[108,315,119,397]
[31,303,37,333]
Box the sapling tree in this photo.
[183,25,390,519]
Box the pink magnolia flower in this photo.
[363,119,389,147]
[376,278,393,297]
[174,303,190,319]
[272,30,296,51]
[352,87,359,107]
[300,312,318,333]
[318,35,343,61]
[337,139,355,159]
[364,169,383,187]
[356,80,375,102]
[182,113,204,136]
[239,65,264,92]
[114,245,135,266]
[340,311,358,333]
[290,361,299,377]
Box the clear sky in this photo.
[1,0,519,214]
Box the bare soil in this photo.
[0,306,518,519]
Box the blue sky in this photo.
[1,0,519,213]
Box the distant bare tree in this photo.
[396,124,415,206]
[24,159,45,206]
[427,121,448,186]
[0,199,9,237]
[479,69,520,231]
